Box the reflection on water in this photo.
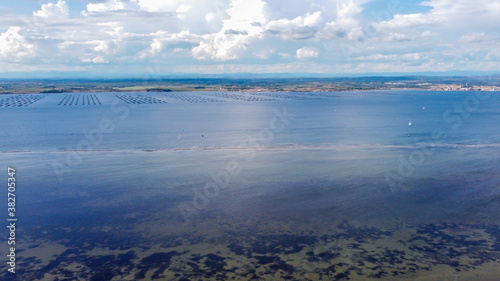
[0,91,499,280]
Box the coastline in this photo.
[1,76,499,95]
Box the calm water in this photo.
[0,90,499,280]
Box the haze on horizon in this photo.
[0,0,499,78]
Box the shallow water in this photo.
[0,90,499,280]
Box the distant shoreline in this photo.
[1,76,499,94]
[1,87,499,95]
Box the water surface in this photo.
[0,90,499,280]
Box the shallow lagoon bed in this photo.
[0,90,499,280]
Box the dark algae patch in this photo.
[5,222,500,280]
[135,251,179,279]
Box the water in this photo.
[0,90,499,280]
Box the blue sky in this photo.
[0,0,499,77]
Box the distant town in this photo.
[425,84,500,91]
[0,75,499,94]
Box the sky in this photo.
[0,0,499,77]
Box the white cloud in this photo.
[0,27,35,60]
[354,53,422,61]
[135,0,170,12]
[176,4,192,19]
[266,11,322,40]
[279,52,291,58]
[139,29,200,58]
[0,0,499,74]
[135,0,225,22]
[55,20,136,66]
[190,0,367,61]
[80,55,109,64]
[83,0,229,35]
[375,13,433,31]
[205,12,216,22]
[94,41,110,53]
[296,47,318,59]
[33,0,69,18]
[459,32,487,43]
[376,0,500,33]
[192,0,267,60]
[382,32,418,42]
[316,0,368,41]
[86,0,137,13]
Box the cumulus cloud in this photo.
[376,0,500,33]
[375,13,433,31]
[192,0,267,60]
[85,0,139,13]
[266,11,322,40]
[0,0,499,74]
[190,0,368,61]
[135,0,171,12]
[296,47,319,59]
[354,53,422,61]
[323,0,366,39]
[139,29,200,58]
[0,27,35,60]
[80,55,109,64]
[459,32,487,43]
[33,0,69,18]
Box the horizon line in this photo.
[1,71,500,80]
